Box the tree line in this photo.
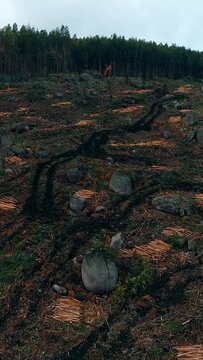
[0,23,203,80]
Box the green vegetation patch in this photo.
[88,236,118,261]
[0,249,34,288]
[111,256,156,308]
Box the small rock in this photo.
[187,129,197,142]
[35,149,49,158]
[73,255,83,264]
[56,92,64,99]
[163,131,172,139]
[187,239,198,251]
[81,253,118,294]
[5,168,14,176]
[90,90,99,96]
[188,237,203,251]
[11,124,29,134]
[0,157,3,173]
[126,115,133,125]
[152,194,193,216]
[52,284,68,296]
[1,135,13,149]
[198,249,203,264]
[70,196,86,212]
[162,94,173,101]
[110,232,124,249]
[185,112,198,126]
[11,146,28,157]
[8,96,18,103]
[66,168,83,184]
[109,171,132,195]
[197,126,203,145]
[95,206,106,213]
[106,157,114,164]
[122,96,136,105]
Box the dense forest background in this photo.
[1,23,203,80]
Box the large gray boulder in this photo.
[152,194,193,216]
[197,126,203,145]
[109,172,132,195]
[81,253,118,294]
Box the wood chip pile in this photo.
[175,345,203,360]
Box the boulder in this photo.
[81,253,118,294]
[185,112,198,126]
[152,194,193,216]
[1,135,12,149]
[70,196,86,212]
[109,172,132,195]
[197,126,203,145]
[66,168,83,184]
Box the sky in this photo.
[1,0,203,51]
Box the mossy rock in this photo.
[152,194,194,216]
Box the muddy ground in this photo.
[0,74,202,360]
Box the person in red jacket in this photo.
[104,64,112,77]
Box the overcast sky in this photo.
[1,0,203,51]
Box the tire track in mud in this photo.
[23,89,189,217]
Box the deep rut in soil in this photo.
[23,90,190,217]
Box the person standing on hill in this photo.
[103,64,112,77]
